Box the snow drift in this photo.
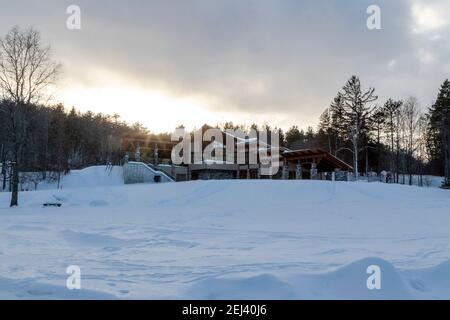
[39,166,124,190]
[185,257,450,300]
[1,166,450,299]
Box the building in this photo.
[123,124,353,182]
[281,148,353,180]
[185,148,352,181]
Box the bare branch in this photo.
[0,26,61,105]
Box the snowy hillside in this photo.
[38,166,124,190]
[1,169,450,299]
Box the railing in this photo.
[123,161,174,184]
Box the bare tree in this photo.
[403,97,421,185]
[383,99,403,182]
[0,26,61,206]
[417,114,429,186]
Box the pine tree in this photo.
[340,76,378,177]
[285,126,302,149]
[318,108,333,153]
[327,93,350,156]
[428,80,450,187]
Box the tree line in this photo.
[0,102,172,193]
[0,27,173,205]
[311,76,449,187]
[1,27,449,207]
[225,76,449,189]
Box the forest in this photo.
[1,27,449,208]
[1,77,449,185]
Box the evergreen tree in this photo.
[285,126,302,149]
[428,79,450,186]
[340,76,378,177]
[318,108,333,153]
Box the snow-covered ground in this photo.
[38,166,124,190]
[1,166,450,299]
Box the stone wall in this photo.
[195,170,236,180]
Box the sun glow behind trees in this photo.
[55,82,293,133]
[55,84,220,133]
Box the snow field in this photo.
[1,167,450,299]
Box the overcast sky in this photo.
[1,0,449,132]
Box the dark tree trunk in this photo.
[10,160,18,207]
[1,160,6,191]
[444,132,450,187]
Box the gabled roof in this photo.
[282,148,353,171]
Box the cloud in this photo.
[1,0,449,130]
[410,0,450,34]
